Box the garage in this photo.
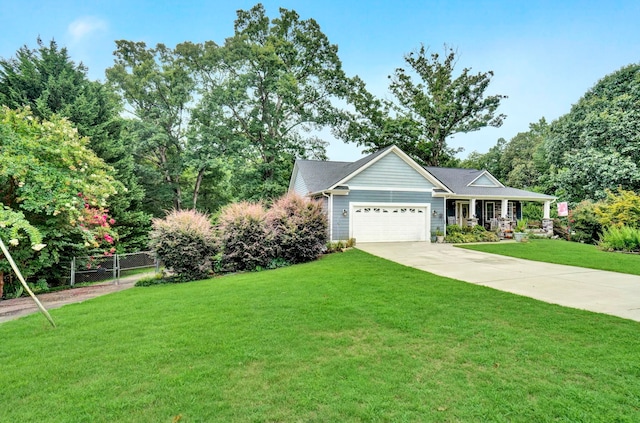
[351,203,430,242]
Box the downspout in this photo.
[322,191,333,242]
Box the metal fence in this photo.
[70,251,159,286]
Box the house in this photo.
[288,145,556,242]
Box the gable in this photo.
[469,173,500,187]
[345,151,435,189]
[292,168,308,195]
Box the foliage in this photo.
[545,64,640,202]
[0,107,121,285]
[149,209,217,281]
[566,200,602,244]
[514,218,528,233]
[598,225,640,253]
[340,45,506,166]
[594,188,640,228]
[461,137,507,180]
[266,193,328,264]
[217,201,276,271]
[0,38,150,252]
[445,224,499,243]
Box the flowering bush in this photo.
[267,193,327,264]
[568,200,602,244]
[217,202,276,271]
[149,209,217,281]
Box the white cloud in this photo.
[67,16,108,43]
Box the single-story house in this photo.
[288,145,556,242]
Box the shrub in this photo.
[598,225,640,252]
[595,189,640,228]
[267,193,328,264]
[568,200,602,244]
[445,225,499,243]
[149,209,217,281]
[217,202,276,272]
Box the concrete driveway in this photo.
[357,242,640,322]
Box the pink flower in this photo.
[109,218,116,225]
[104,234,114,244]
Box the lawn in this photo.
[459,238,640,276]
[2,249,640,422]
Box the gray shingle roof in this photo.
[426,167,555,200]
[293,146,555,201]
[294,146,394,193]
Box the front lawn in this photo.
[459,238,640,275]
[2,249,639,422]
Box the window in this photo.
[506,201,516,219]
[485,202,495,221]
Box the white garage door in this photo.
[351,204,430,242]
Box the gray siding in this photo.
[331,190,445,241]
[292,169,308,195]
[347,152,435,189]
[470,174,497,186]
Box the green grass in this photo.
[459,238,640,275]
[2,250,640,422]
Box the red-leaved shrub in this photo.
[217,202,276,271]
[149,209,217,281]
[267,193,328,264]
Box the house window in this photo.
[506,202,516,219]
[485,202,495,221]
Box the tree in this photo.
[461,137,507,179]
[0,107,121,286]
[546,64,640,202]
[339,45,506,166]
[0,38,150,250]
[186,4,351,199]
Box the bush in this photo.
[445,224,499,243]
[149,209,217,281]
[598,225,640,252]
[595,189,640,228]
[568,200,602,244]
[217,202,276,272]
[267,193,328,264]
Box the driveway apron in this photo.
[357,242,640,322]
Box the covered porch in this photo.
[444,198,554,238]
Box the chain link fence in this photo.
[70,251,159,286]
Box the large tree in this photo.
[339,46,506,166]
[0,39,150,250]
[546,64,640,202]
[187,4,351,199]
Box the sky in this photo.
[1,0,639,162]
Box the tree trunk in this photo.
[0,271,4,299]
[192,168,206,210]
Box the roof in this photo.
[291,145,556,201]
[426,167,556,200]
[293,146,394,194]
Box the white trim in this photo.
[485,201,496,221]
[328,194,333,241]
[467,170,505,188]
[347,185,433,193]
[330,146,451,193]
[349,202,431,242]
[432,193,555,201]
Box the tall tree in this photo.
[546,64,640,202]
[214,3,350,199]
[0,39,150,250]
[339,45,506,166]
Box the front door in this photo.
[456,202,469,227]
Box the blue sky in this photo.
[2,0,639,162]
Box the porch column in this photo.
[543,201,551,219]
[501,199,508,218]
[470,198,476,217]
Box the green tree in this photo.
[0,107,122,285]
[546,64,640,202]
[461,137,507,179]
[201,4,349,199]
[0,38,150,250]
[340,45,506,166]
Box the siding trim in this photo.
[348,185,434,193]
